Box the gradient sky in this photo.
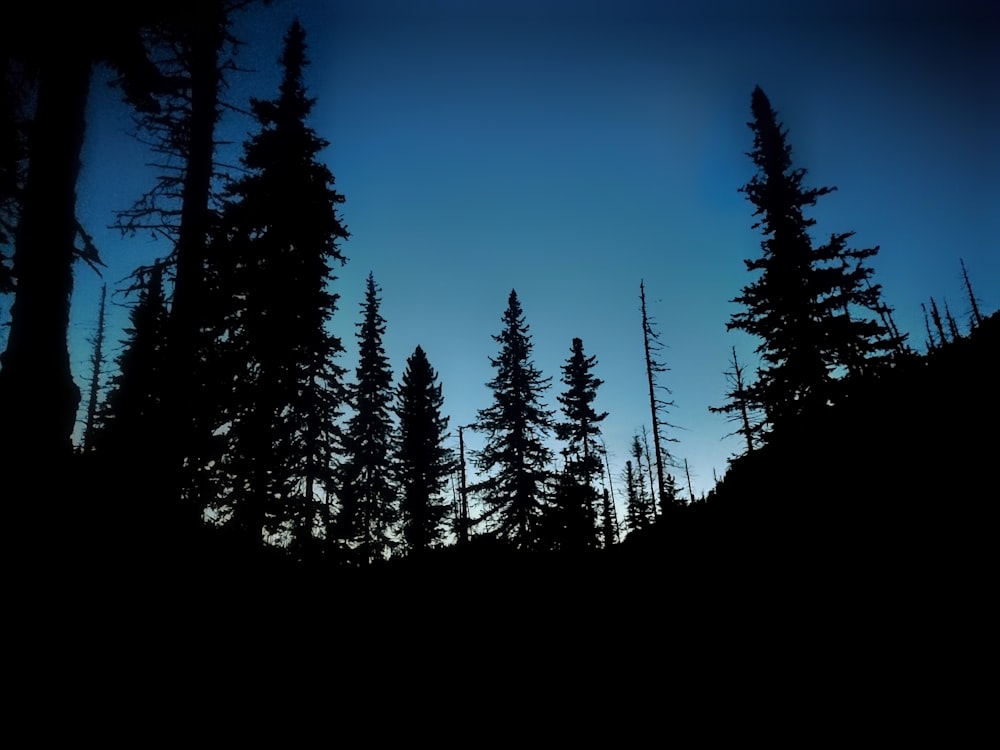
[60,0,998,509]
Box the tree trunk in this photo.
[0,50,91,471]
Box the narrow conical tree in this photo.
[338,273,396,564]
[214,18,348,551]
[97,263,170,455]
[473,290,554,549]
[551,337,607,550]
[623,460,647,536]
[394,345,454,555]
[81,284,107,451]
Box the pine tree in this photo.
[97,263,170,456]
[338,273,396,564]
[550,337,607,550]
[473,290,555,550]
[728,86,896,437]
[213,18,348,551]
[623,459,649,536]
[394,345,454,555]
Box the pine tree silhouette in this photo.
[395,345,455,555]
[550,337,607,551]
[212,18,348,552]
[473,290,554,550]
[338,273,396,564]
[728,86,897,437]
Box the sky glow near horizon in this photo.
[57,0,998,510]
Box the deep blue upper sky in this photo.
[65,0,998,503]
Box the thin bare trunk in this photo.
[641,281,667,507]
[961,258,983,329]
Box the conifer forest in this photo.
[2,3,996,671]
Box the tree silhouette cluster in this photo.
[0,3,991,576]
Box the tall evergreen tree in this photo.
[338,273,395,564]
[81,284,108,452]
[97,263,170,456]
[473,290,554,550]
[624,434,653,532]
[394,346,454,555]
[550,337,606,550]
[213,18,348,552]
[623,460,646,536]
[728,86,896,437]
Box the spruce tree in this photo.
[550,337,607,550]
[394,345,454,555]
[213,18,348,551]
[473,290,554,549]
[81,284,108,452]
[338,273,396,564]
[97,263,170,456]
[728,86,896,437]
[623,460,647,536]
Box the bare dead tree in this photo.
[599,438,620,545]
[639,280,678,509]
[944,298,961,341]
[960,258,983,330]
[929,297,948,346]
[683,458,695,504]
[921,302,937,351]
[709,345,760,456]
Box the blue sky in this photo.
[60,0,998,508]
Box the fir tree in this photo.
[338,273,396,564]
[81,284,108,451]
[97,263,170,456]
[213,18,348,551]
[473,290,554,550]
[394,345,454,555]
[623,459,647,536]
[728,86,896,437]
[550,337,607,550]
